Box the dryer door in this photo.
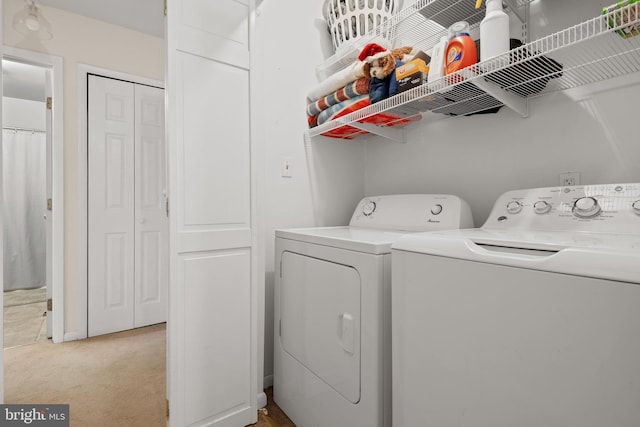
[280,251,361,403]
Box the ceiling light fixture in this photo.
[13,0,53,40]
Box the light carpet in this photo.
[5,322,295,426]
[5,323,167,426]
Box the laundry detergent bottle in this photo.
[445,21,477,75]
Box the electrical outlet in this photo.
[559,171,581,187]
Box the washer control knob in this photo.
[431,204,443,215]
[573,197,601,218]
[362,200,377,216]
[533,201,551,214]
[632,200,640,215]
[506,201,522,214]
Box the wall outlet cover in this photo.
[559,171,581,186]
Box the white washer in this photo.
[273,194,473,427]
[392,183,640,427]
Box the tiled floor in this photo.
[4,287,48,348]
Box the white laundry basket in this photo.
[323,0,402,54]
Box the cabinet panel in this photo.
[181,250,252,425]
[177,52,250,230]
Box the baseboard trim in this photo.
[263,374,273,389]
[63,331,84,342]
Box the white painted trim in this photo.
[77,64,164,340]
[63,331,83,342]
[250,0,265,415]
[3,46,65,344]
[1,1,5,403]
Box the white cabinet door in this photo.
[134,84,168,328]
[88,76,136,337]
[166,0,257,425]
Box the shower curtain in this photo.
[2,129,46,291]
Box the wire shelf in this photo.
[307,3,640,141]
[316,0,532,81]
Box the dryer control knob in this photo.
[632,200,640,215]
[431,204,443,215]
[533,201,551,214]
[362,200,377,216]
[573,197,601,218]
[506,201,522,214]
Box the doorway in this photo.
[2,47,64,346]
[2,65,47,346]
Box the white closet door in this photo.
[134,84,167,328]
[88,75,135,337]
[166,0,257,425]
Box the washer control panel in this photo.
[350,194,475,231]
[485,183,640,234]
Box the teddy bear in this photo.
[359,43,414,103]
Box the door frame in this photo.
[76,64,164,340]
[2,46,64,344]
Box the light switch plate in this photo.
[281,157,292,178]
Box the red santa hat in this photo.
[358,43,389,62]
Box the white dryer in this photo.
[392,183,640,427]
[273,194,473,427]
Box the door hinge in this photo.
[47,298,53,311]
[164,0,167,16]
[279,319,282,337]
[166,399,170,417]
[165,197,169,217]
[46,97,52,110]
[47,198,53,211]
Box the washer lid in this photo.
[402,228,640,252]
[392,228,640,283]
[276,226,410,254]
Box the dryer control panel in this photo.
[484,183,640,234]
[350,194,475,232]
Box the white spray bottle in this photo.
[479,0,510,61]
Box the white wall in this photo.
[2,97,45,130]
[254,0,367,384]
[365,78,640,225]
[3,0,164,336]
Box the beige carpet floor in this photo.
[5,323,167,426]
[4,321,295,426]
